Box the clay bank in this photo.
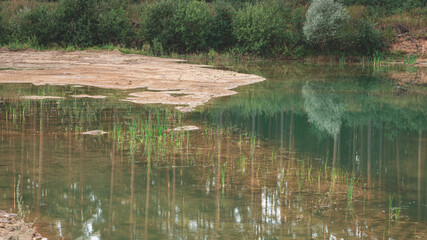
[0,49,265,111]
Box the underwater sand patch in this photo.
[0,210,44,240]
[71,94,107,99]
[0,50,265,111]
[171,125,200,131]
[123,91,210,112]
[82,130,107,135]
[21,95,64,100]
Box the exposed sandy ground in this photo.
[391,36,427,69]
[391,37,427,58]
[0,210,44,240]
[0,49,265,111]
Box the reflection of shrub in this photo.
[303,0,348,51]
[233,0,291,55]
[302,82,346,136]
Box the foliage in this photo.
[174,1,214,52]
[232,0,291,55]
[342,0,427,14]
[141,0,181,52]
[0,0,425,57]
[0,6,4,44]
[356,19,382,55]
[55,0,97,47]
[211,1,236,50]
[303,0,349,50]
[19,5,57,46]
[95,3,132,46]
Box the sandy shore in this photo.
[0,48,265,111]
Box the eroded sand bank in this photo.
[0,49,265,111]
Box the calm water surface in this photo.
[0,63,426,239]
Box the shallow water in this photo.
[0,63,426,239]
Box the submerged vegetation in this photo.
[0,0,425,59]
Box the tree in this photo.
[303,0,348,50]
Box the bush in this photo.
[141,0,181,52]
[232,0,291,55]
[303,0,349,51]
[211,1,236,50]
[342,0,426,14]
[356,19,382,55]
[55,0,97,47]
[0,6,5,44]
[174,1,214,52]
[21,5,57,46]
[96,4,132,46]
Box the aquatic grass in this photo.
[388,195,401,222]
[307,164,312,183]
[346,173,359,202]
[221,162,226,190]
[16,174,24,220]
[404,54,419,65]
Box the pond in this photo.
[0,62,426,239]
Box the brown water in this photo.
[0,63,426,239]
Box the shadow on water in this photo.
[0,63,426,239]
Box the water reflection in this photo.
[0,64,426,239]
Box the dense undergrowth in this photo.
[0,0,426,58]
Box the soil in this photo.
[0,49,265,112]
[390,36,427,62]
[0,210,44,240]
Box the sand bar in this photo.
[0,49,265,111]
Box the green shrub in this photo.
[151,38,164,56]
[211,1,236,50]
[174,1,214,52]
[21,5,57,46]
[96,4,132,46]
[333,17,382,55]
[285,7,307,56]
[0,8,2,43]
[356,19,382,55]
[142,0,181,52]
[6,6,31,43]
[303,0,349,51]
[55,0,97,47]
[0,6,5,44]
[232,0,291,55]
[343,0,426,14]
